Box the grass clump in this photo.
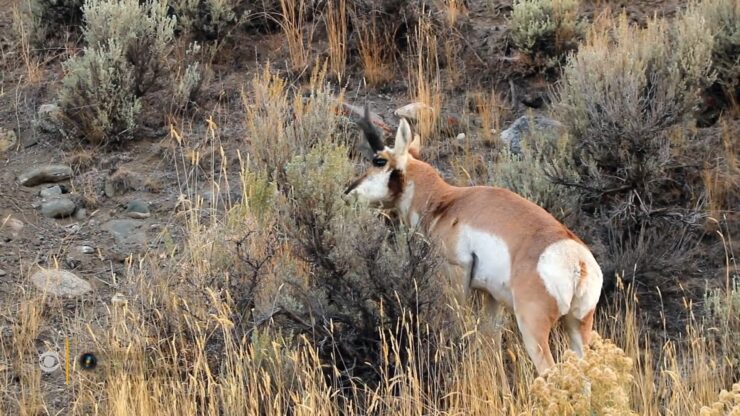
[531,333,637,415]
[509,0,584,68]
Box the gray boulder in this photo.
[500,115,565,155]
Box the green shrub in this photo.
[490,122,582,227]
[509,0,584,67]
[692,0,739,97]
[30,0,84,46]
[57,41,141,145]
[172,41,205,110]
[57,0,176,145]
[83,0,176,96]
[170,0,243,41]
[277,139,445,387]
[549,11,716,288]
[243,65,340,188]
[554,12,713,214]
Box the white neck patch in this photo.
[398,181,417,227]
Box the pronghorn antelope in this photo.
[344,106,603,376]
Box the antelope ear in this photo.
[408,134,421,159]
[393,118,413,156]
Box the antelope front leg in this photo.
[482,293,505,346]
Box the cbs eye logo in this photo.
[39,351,61,373]
[78,352,97,370]
[38,351,98,373]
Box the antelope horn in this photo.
[356,104,386,153]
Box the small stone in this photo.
[78,246,95,254]
[0,269,6,277]
[36,104,62,133]
[456,133,466,141]
[394,102,434,121]
[74,208,87,220]
[125,200,150,219]
[41,197,76,219]
[40,185,65,198]
[30,269,92,297]
[111,293,127,307]
[18,164,73,187]
[0,128,17,154]
[5,218,23,233]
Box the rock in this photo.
[74,208,87,220]
[40,185,65,198]
[4,218,23,233]
[456,133,466,141]
[499,115,565,155]
[36,104,62,133]
[103,219,147,246]
[338,102,394,134]
[0,128,17,154]
[0,269,6,277]
[78,245,95,254]
[41,197,76,219]
[103,218,149,261]
[30,269,92,297]
[125,200,150,219]
[394,102,434,121]
[18,164,72,187]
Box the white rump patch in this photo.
[537,239,603,318]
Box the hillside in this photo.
[0,0,738,414]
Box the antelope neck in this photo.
[397,159,457,230]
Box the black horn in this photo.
[357,105,385,153]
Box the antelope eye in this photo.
[372,157,387,167]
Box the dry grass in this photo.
[439,0,467,28]
[356,12,393,88]
[408,16,443,156]
[1,240,737,414]
[324,0,347,80]
[278,0,312,71]
[12,2,43,85]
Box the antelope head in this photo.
[344,106,420,207]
